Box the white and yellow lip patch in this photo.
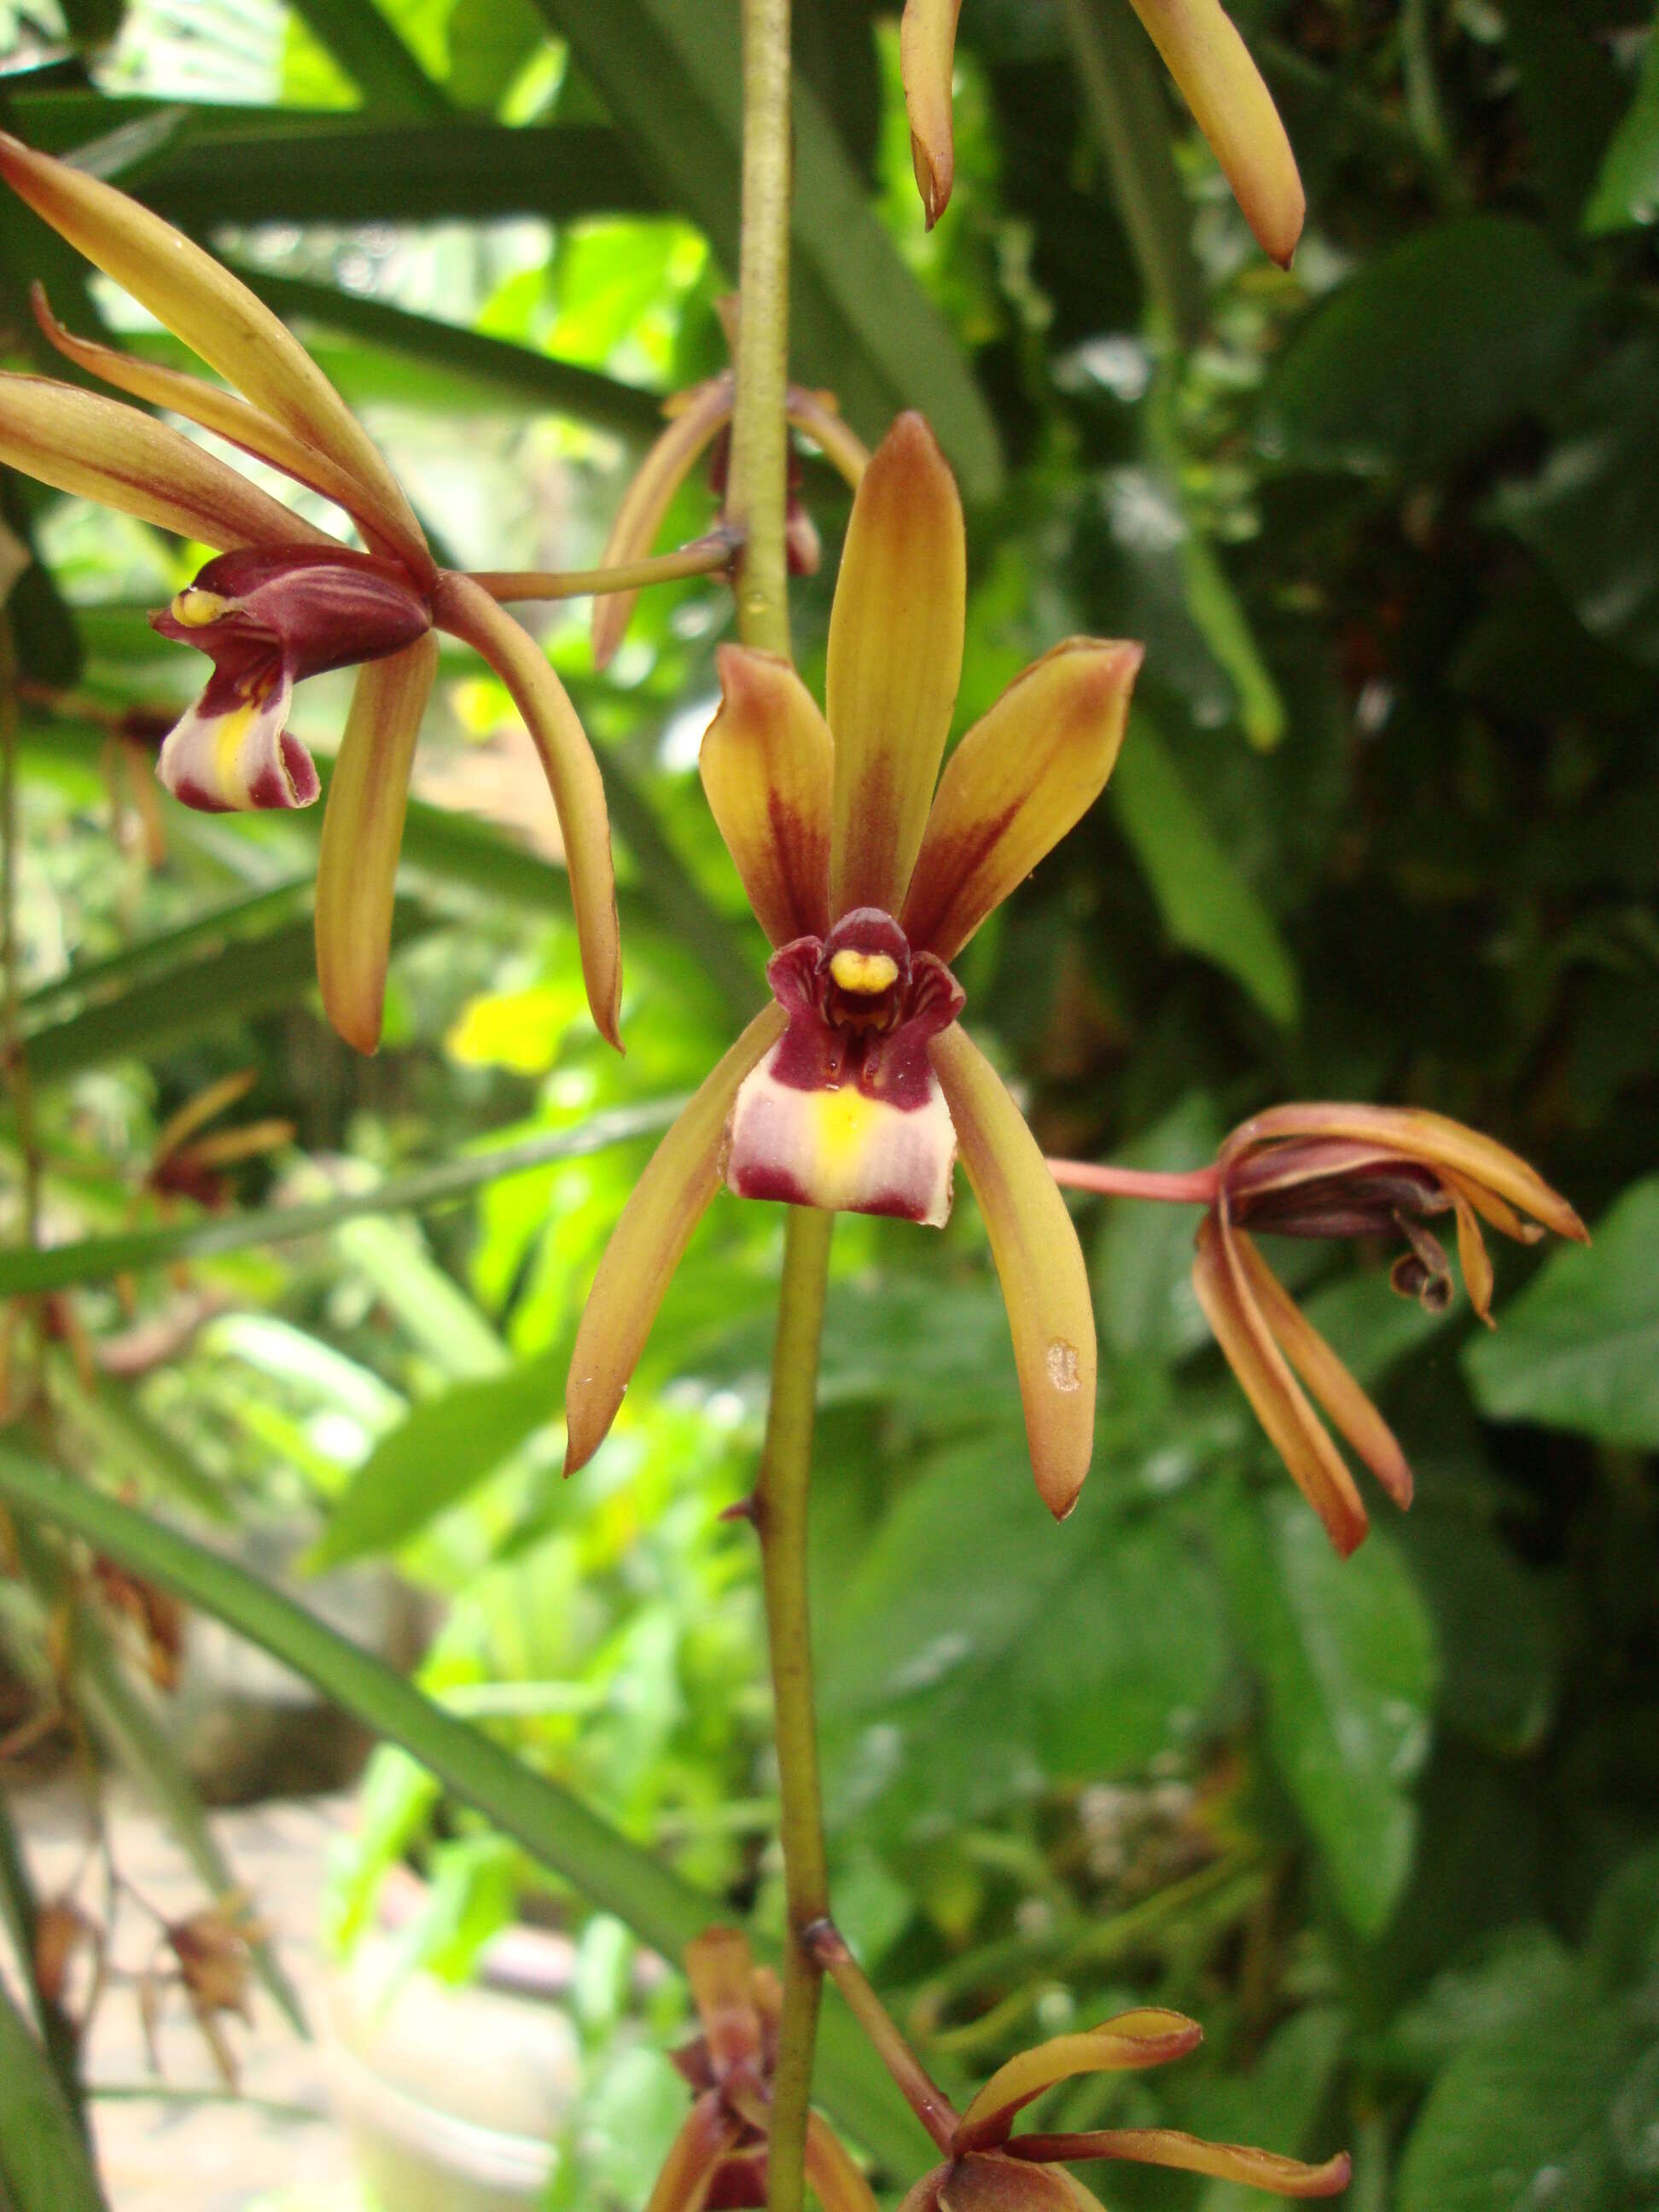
[828,947,899,996]
[156,667,316,812]
[725,1043,955,1225]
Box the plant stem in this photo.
[1045,1158,1220,1204]
[755,1202,833,2212]
[805,1918,959,2153]
[1,613,40,1252]
[726,0,794,662]
[469,533,742,604]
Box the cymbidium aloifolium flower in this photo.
[899,0,1304,265]
[1057,1104,1586,1557]
[566,412,1144,1518]
[650,1930,877,2212]
[0,134,620,1054]
[898,2007,1349,2212]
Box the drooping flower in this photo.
[1051,1103,1587,1556]
[897,2006,1349,2212]
[139,1893,265,2089]
[900,0,1305,265]
[0,134,620,1053]
[649,1930,877,2212]
[566,413,1141,1517]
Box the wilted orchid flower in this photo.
[897,2007,1349,2212]
[900,0,1305,265]
[650,1929,876,2212]
[0,134,620,1052]
[1052,1103,1587,1557]
[139,1894,264,2089]
[567,413,1143,1517]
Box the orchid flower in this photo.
[0,134,620,1053]
[898,2006,1350,2212]
[566,412,1143,1518]
[650,1930,877,2212]
[900,0,1305,266]
[1052,1103,1588,1556]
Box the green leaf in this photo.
[1214,1493,1438,1936]
[1585,14,1659,235]
[531,0,1003,498]
[1503,0,1627,231]
[1399,1516,1558,1756]
[1111,718,1301,1025]
[1091,1091,1220,1365]
[0,1451,929,2180]
[0,1981,107,2212]
[1464,1177,1659,1448]
[0,1100,682,1296]
[1257,218,1584,481]
[307,1349,563,1571]
[332,1215,509,1381]
[283,0,451,115]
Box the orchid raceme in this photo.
[649,1930,877,2212]
[900,0,1305,265]
[1051,1103,1587,1557]
[0,132,620,1054]
[897,2007,1351,2212]
[566,412,1143,1518]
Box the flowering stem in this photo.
[756,1202,834,2212]
[1045,1157,1220,1204]
[726,0,794,661]
[469,531,742,604]
[804,1918,959,2154]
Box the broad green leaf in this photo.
[1464,1178,1659,1448]
[1257,218,1584,480]
[531,0,1003,497]
[332,1215,509,1381]
[1585,15,1659,235]
[1111,718,1301,1025]
[0,1981,106,2212]
[1091,1091,1221,1365]
[284,0,451,115]
[1502,0,1627,230]
[1399,1517,1557,1757]
[1382,1926,1578,2079]
[0,1450,928,2180]
[307,1349,563,1570]
[1214,1492,1438,1936]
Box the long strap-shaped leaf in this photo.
[0,1977,107,2212]
[532,0,1003,498]
[0,1453,928,2178]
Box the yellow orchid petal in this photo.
[30,283,393,550]
[806,2115,883,2212]
[899,0,964,228]
[0,133,430,578]
[684,1928,762,2073]
[954,2012,1202,2154]
[1009,2130,1352,2197]
[431,572,621,1051]
[1231,1230,1413,1511]
[828,412,965,918]
[1125,0,1305,267]
[592,375,734,670]
[901,639,1142,964]
[1192,1214,1369,1557]
[1438,1168,1540,1249]
[931,1025,1096,1519]
[700,645,833,947]
[0,373,330,552]
[564,1004,788,1475]
[314,634,436,1055]
[1230,1105,1587,1243]
[1447,1186,1496,1323]
[645,2093,741,2212]
[942,2154,1080,2212]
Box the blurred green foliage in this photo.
[0,0,1657,2208]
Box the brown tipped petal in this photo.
[900,0,964,227]
[1124,0,1304,266]
[433,572,621,1051]
[592,375,733,669]
[1193,1216,1369,1557]
[1231,1231,1413,1511]
[902,639,1142,963]
[1450,1193,1496,1325]
[684,1929,762,2073]
[701,645,834,945]
[828,412,965,917]
[0,134,429,576]
[314,636,435,1055]
[1009,2133,1351,2198]
[646,2095,741,2212]
[806,2116,884,2212]
[931,1026,1096,1520]
[0,373,330,551]
[564,1005,787,1475]
[29,284,400,551]
[954,2012,1203,2154]
[1234,1105,1587,1243]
